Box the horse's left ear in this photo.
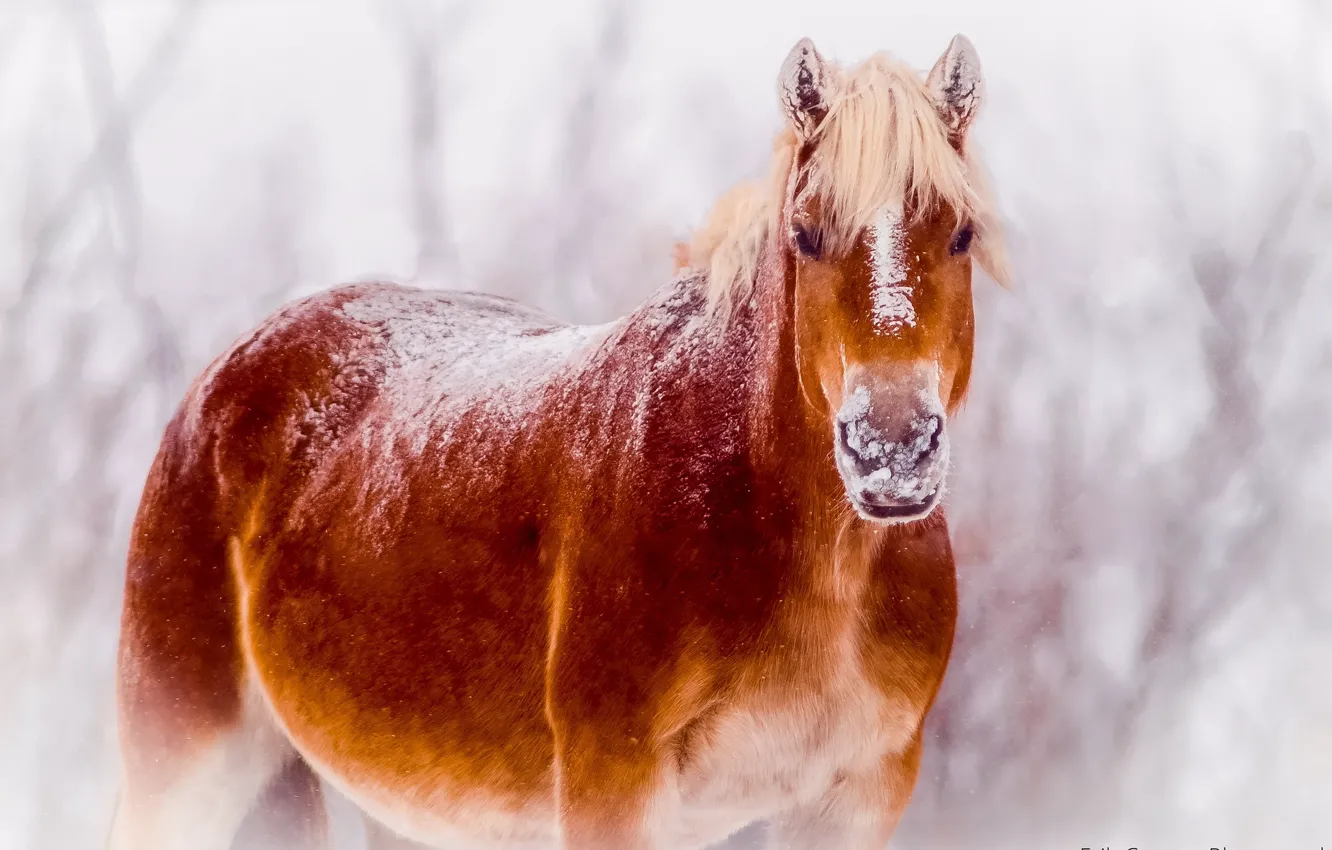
[778,38,832,141]
[926,34,984,148]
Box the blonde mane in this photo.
[681,52,1011,315]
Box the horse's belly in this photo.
[250,662,557,848]
[241,532,559,848]
[300,749,558,850]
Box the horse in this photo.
[111,34,1009,850]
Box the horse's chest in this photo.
[663,655,921,847]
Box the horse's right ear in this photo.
[778,38,831,141]
[926,34,984,149]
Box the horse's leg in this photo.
[235,757,330,850]
[363,817,435,850]
[765,736,923,850]
[552,747,657,850]
[547,607,660,850]
[110,676,296,850]
[112,419,296,850]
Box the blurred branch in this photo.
[13,0,203,314]
[1116,97,1331,751]
[64,0,182,388]
[0,0,206,634]
[1248,134,1316,344]
[67,0,142,275]
[382,0,472,283]
[546,0,632,280]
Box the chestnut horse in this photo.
[112,36,1008,850]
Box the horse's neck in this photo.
[692,245,854,549]
[596,246,855,544]
[720,247,884,603]
[735,245,835,490]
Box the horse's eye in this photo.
[792,225,822,259]
[950,224,974,256]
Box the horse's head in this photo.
[773,36,1009,523]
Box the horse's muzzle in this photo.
[833,385,949,524]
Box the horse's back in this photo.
[181,279,604,507]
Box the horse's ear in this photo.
[778,38,831,141]
[926,34,984,148]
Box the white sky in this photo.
[0,0,1315,289]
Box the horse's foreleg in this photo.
[765,735,923,850]
[552,739,659,850]
[547,599,661,850]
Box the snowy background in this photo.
[2,0,1330,848]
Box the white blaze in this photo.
[868,209,915,335]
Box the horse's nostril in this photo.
[925,415,944,456]
[838,412,943,478]
[838,420,874,476]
